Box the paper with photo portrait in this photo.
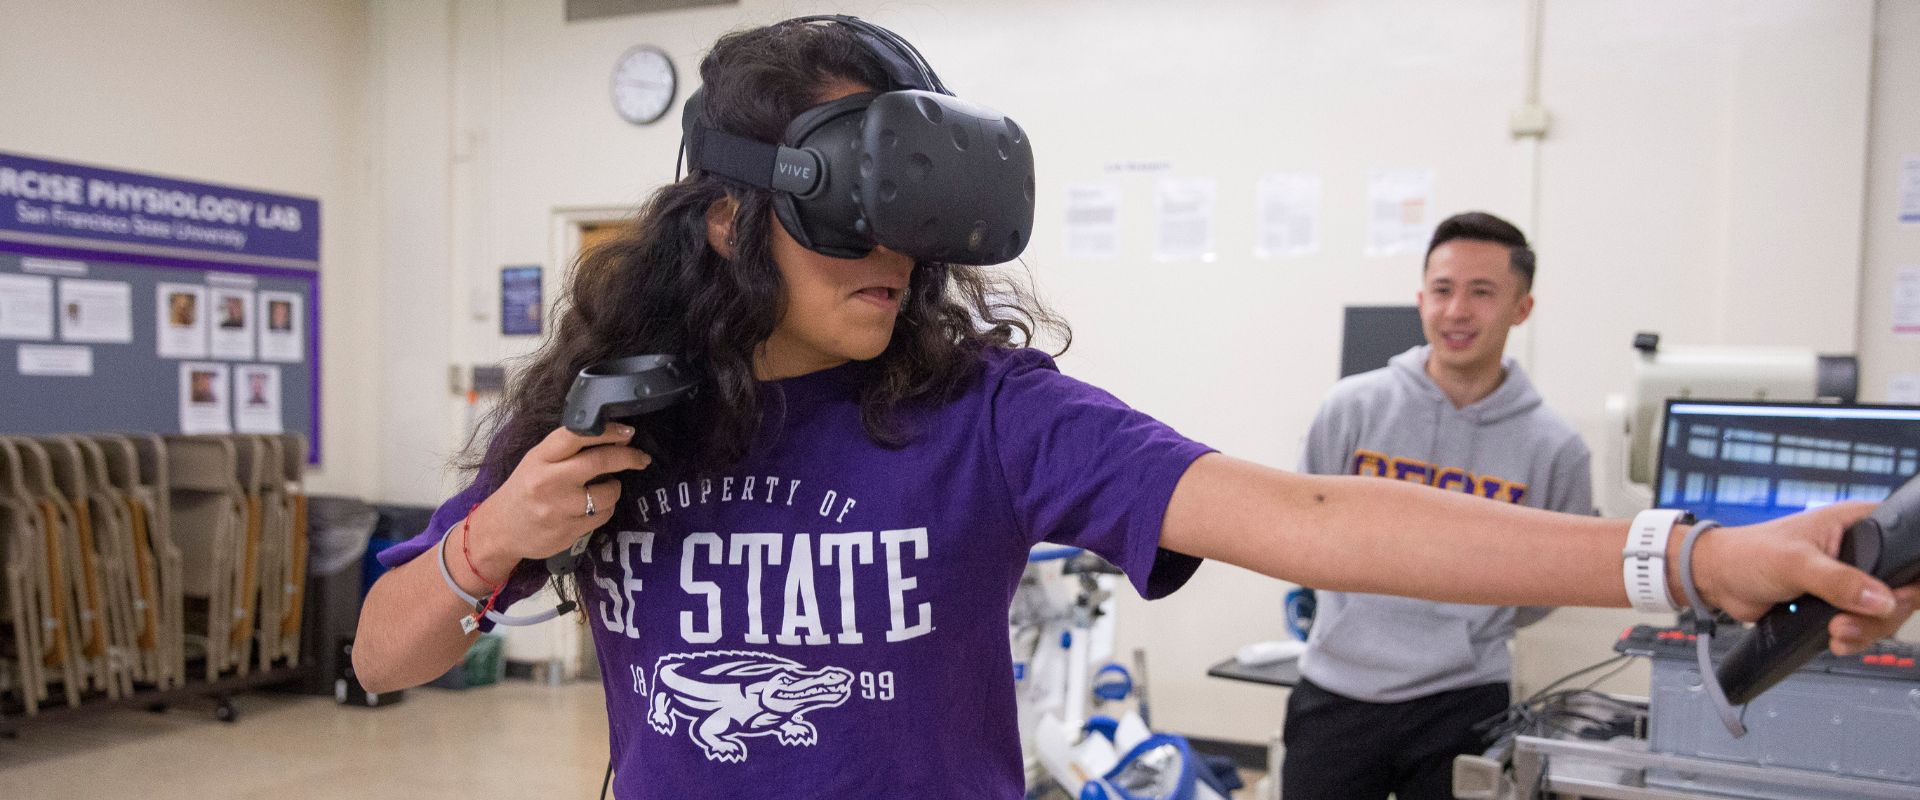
[58,279,133,343]
[257,291,303,363]
[233,365,283,433]
[179,362,231,433]
[210,287,255,360]
[156,283,209,358]
[0,273,54,341]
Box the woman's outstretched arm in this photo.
[1160,453,1917,653]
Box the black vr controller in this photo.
[561,354,695,436]
[546,355,697,576]
[1716,472,1920,705]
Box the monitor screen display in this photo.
[1654,401,1920,527]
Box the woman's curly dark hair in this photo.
[462,20,1067,590]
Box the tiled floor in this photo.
[1,681,1266,798]
[0,682,612,799]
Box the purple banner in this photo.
[0,150,320,265]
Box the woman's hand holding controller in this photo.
[461,423,653,583]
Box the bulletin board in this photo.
[0,150,322,462]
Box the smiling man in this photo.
[1282,211,1593,800]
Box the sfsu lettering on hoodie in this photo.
[1351,448,1529,504]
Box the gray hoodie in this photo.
[1297,345,1592,703]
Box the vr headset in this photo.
[680,15,1035,266]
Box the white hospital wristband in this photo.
[1624,509,1689,613]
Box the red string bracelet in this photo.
[459,501,503,587]
[467,579,508,633]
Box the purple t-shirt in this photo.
[380,347,1211,798]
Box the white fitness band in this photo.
[1623,509,1689,613]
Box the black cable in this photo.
[600,760,612,800]
[1474,654,1649,750]
[1524,654,1628,705]
[1527,689,1642,717]
[1580,656,1637,692]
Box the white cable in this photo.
[434,521,565,628]
[1677,519,1746,737]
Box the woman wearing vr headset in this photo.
[355,16,1919,798]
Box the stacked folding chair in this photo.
[45,436,140,698]
[236,435,282,673]
[93,435,180,690]
[1,437,92,705]
[0,439,60,715]
[0,500,33,714]
[165,435,247,682]
[274,434,308,666]
[13,439,108,702]
[68,439,142,692]
[127,433,185,689]
[0,433,318,724]
[0,501,26,709]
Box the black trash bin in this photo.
[296,495,378,694]
[364,504,438,595]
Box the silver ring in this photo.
[584,487,597,517]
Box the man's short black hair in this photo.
[1424,211,1535,290]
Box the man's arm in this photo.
[1159,453,1915,652]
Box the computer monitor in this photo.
[1653,400,1920,527]
[1340,305,1424,378]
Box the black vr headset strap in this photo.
[683,91,821,196]
[680,15,945,186]
[786,14,947,95]
[855,20,949,94]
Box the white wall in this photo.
[7,0,1906,748]
[371,0,461,507]
[1861,1,1920,401]
[0,0,381,499]
[1860,0,1920,647]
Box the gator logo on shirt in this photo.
[1351,448,1529,504]
[647,651,854,762]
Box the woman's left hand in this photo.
[1694,501,1918,654]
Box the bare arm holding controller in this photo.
[352,424,649,693]
[1160,454,1916,652]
